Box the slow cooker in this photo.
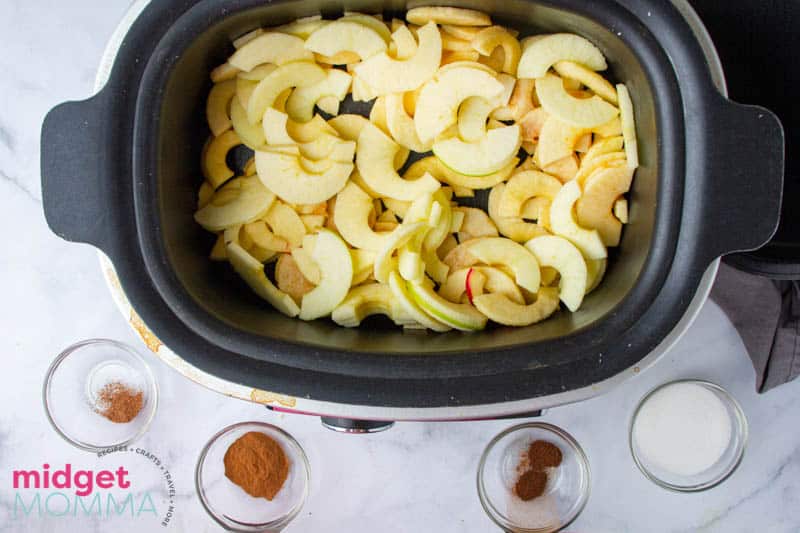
[41,0,784,429]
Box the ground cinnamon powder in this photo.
[224,431,289,501]
[95,382,144,423]
[514,440,563,501]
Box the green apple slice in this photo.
[536,74,619,129]
[247,61,326,124]
[334,182,393,252]
[226,242,300,317]
[304,20,388,59]
[228,32,314,72]
[254,148,353,204]
[354,22,442,95]
[406,278,487,331]
[356,123,440,201]
[388,271,451,332]
[433,124,521,176]
[525,235,588,311]
[472,287,560,326]
[194,177,275,232]
[285,69,352,123]
[517,33,607,79]
[549,180,607,259]
[466,237,541,293]
[299,229,353,320]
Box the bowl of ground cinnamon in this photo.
[477,422,590,532]
[196,421,309,532]
[43,339,158,452]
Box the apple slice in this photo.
[406,6,491,26]
[233,29,265,49]
[244,221,290,253]
[414,66,504,144]
[441,24,482,40]
[354,22,442,95]
[332,282,415,327]
[593,116,622,138]
[334,182,393,251]
[340,13,393,43]
[440,267,525,305]
[489,184,548,245]
[549,180,606,259]
[473,287,560,326]
[304,20,388,60]
[464,268,487,304]
[574,151,626,185]
[373,221,427,283]
[499,170,562,217]
[517,33,607,79]
[455,207,499,241]
[264,201,306,248]
[263,108,339,144]
[472,26,521,75]
[457,96,494,143]
[206,80,236,136]
[228,32,314,72]
[275,253,316,304]
[542,153,580,183]
[585,257,607,294]
[226,242,300,317]
[405,155,518,190]
[237,64,278,81]
[285,69,352,123]
[203,130,242,188]
[553,61,617,103]
[537,116,589,167]
[254,147,353,204]
[388,271,451,331]
[536,74,619,128]
[466,237,541,293]
[247,61,326,124]
[406,278,487,331]
[614,198,629,223]
[328,113,371,141]
[388,24,418,59]
[211,62,240,83]
[576,166,634,246]
[230,97,266,150]
[442,238,482,271]
[433,124,521,177]
[583,135,624,163]
[525,235,588,311]
[195,177,276,231]
[292,246,322,284]
[356,123,440,201]
[616,83,639,169]
[385,92,432,152]
[274,16,329,39]
[297,229,353,320]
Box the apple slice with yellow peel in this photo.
[576,166,634,246]
[517,33,607,79]
[230,97,266,150]
[304,20,388,60]
[499,170,562,217]
[356,123,440,201]
[247,61,326,124]
[472,26,521,75]
[388,271,451,331]
[466,237,541,293]
[549,180,607,259]
[406,278,487,331]
[536,74,619,128]
[332,282,415,327]
[354,22,442,95]
[553,61,617,104]
[203,130,242,188]
[206,80,236,136]
[385,92,432,152]
[406,6,491,26]
[433,124,521,177]
[274,16,329,39]
[525,235,588,311]
[473,287,560,326]
[195,177,276,231]
[328,113,370,141]
[285,69,352,123]
[616,83,639,169]
[298,229,353,320]
[537,116,589,167]
[254,147,353,204]
[585,258,607,294]
[334,182,393,252]
[228,32,315,72]
[227,242,300,317]
[414,66,504,144]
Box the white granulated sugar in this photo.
[633,383,732,477]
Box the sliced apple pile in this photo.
[195,10,639,328]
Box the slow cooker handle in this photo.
[41,91,116,257]
[695,93,784,264]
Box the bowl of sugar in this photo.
[629,379,747,492]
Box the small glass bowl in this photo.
[196,422,310,532]
[42,339,158,452]
[477,422,590,533]
[629,379,748,492]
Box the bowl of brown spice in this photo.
[42,338,158,452]
[195,421,309,532]
[477,423,590,532]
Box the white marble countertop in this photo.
[1,1,798,531]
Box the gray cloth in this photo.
[711,262,800,392]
